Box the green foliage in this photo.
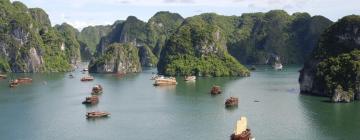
[0,0,72,72]
[305,15,360,100]
[158,13,250,77]
[316,50,360,96]
[78,25,111,53]
[55,23,81,63]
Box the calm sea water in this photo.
[1,65,360,140]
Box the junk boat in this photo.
[153,77,177,86]
[91,84,103,95]
[82,96,99,104]
[211,85,222,95]
[225,97,239,107]
[184,76,196,81]
[9,77,32,87]
[0,74,7,80]
[81,76,94,81]
[230,117,255,140]
[86,111,110,118]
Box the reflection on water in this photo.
[1,65,360,139]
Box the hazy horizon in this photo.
[14,0,360,30]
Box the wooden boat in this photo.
[230,117,254,140]
[210,85,222,95]
[17,77,32,83]
[153,77,177,86]
[225,97,239,107]
[184,76,196,81]
[91,84,103,95]
[81,76,94,81]
[0,74,7,80]
[86,111,110,118]
[9,77,32,88]
[82,96,99,104]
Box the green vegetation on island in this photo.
[299,15,360,102]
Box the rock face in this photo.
[227,10,333,65]
[299,15,360,102]
[55,23,81,66]
[0,0,72,72]
[138,45,158,67]
[78,25,111,53]
[89,43,141,73]
[158,13,250,77]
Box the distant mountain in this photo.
[89,11,184,73]
[78,25,111,54]
[299,15,360,102]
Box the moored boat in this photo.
[91,84,103,95]
[273,62,283,70]
[81,76,94,81]
[9,77,32,88]
[151,74,164,80]
[210,85,222,95]
[225,97,239,107]
[0,74,7,80]
[184,76,196,81]
[82,68,89,72]
[153,77,177,86]
[82,96,99,104]
[86,111,110,118]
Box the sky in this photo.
[13,0,360,30]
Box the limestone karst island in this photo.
[0,0,359,139]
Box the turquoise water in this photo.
[0,65,360,140]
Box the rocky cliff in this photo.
[89,43,141,73]
[55,23,81,66]
[299,15,360,102]
[158,13,250,77]
[0,0,72,72]
[78,25,111,53]
[227,10,333,65]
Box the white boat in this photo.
[153,77,177,86]
[151,74,164,80]
[273,62,283,70]
[184,76,196,81]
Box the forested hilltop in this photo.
[299,15,360,102]
[0,0,335,76]
[0,0,78,72]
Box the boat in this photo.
[9,77,32,88]
[273,62,283,70]
[81,76,94,81]
[0,74,7,80]
[184,76,196,81]
[69,74,74,78]
[82,96,99,104]
[17,77,32,83]
[151,74,164,80]
[82,68,89,72]
[91,84,103,95]
[225,97,239,107]
[153,77,177,86]
[210,85,222,95]
[230,117,255,140]
[9,79,19,88]
[86,111,110,118]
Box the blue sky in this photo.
[14,0,360,30]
